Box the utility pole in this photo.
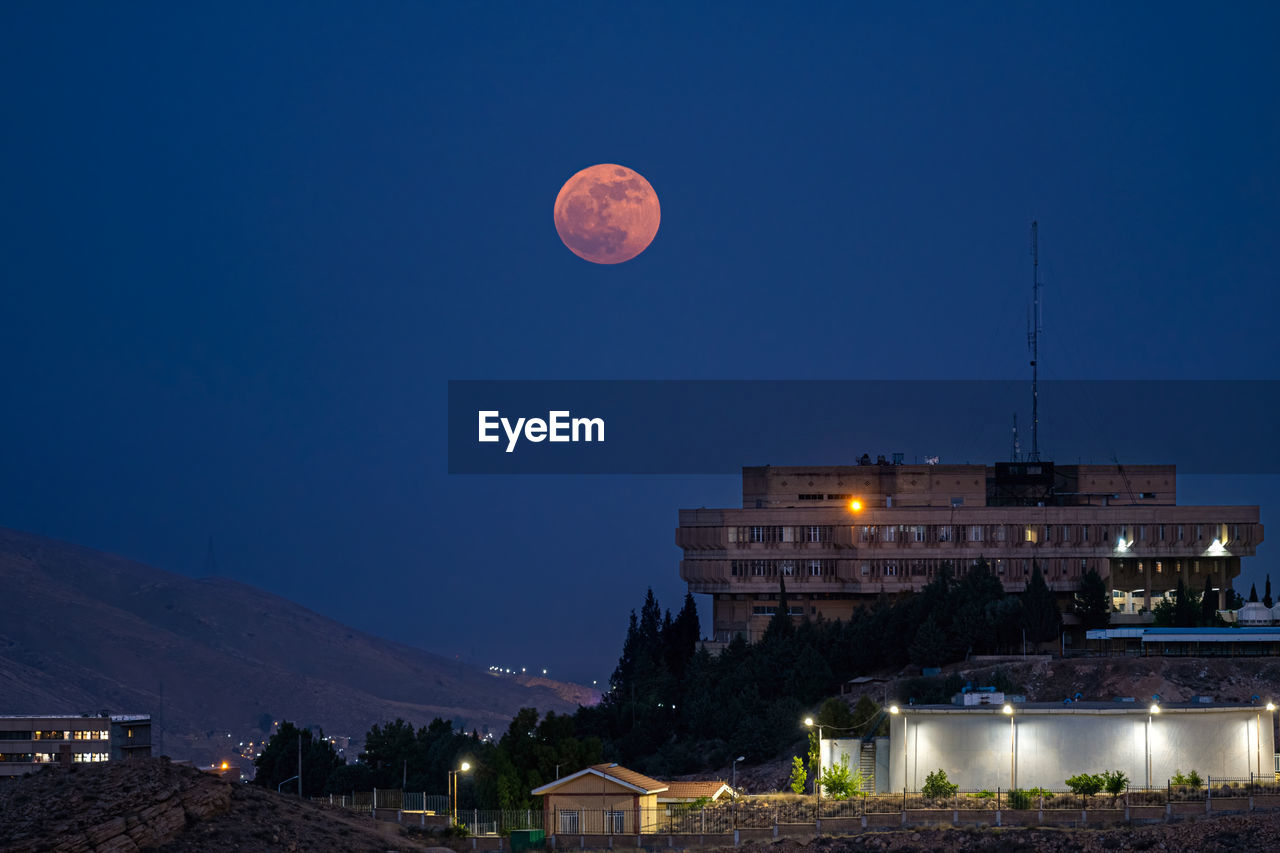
[1028,221,1042,461]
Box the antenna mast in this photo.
[1027,221,1041,461]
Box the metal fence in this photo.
[316,773,1280,836]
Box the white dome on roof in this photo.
[1238,601,1273,626]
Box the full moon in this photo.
[553,164,660,264]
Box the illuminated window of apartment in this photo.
[859,525,873,542]
[1156,561,1163,573]
[883,525,896,542]
[780,560,794,576]
[808,560,822,576]
[938,526,952,542]
[884,562,898,577]
[1024,526,1037,543]
[0,753,35,763]
[860,562,870,576]
[912,525,925,542]
[969,525,982,542]
[1193,560,1200,573]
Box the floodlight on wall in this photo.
[1267,703,1276,712]
[1001,704,1013,715]
[1149,704,1160,714]
[888,705,899,714]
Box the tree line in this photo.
[256,559,1113,797]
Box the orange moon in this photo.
[553,164,660,264]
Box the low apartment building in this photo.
[0,714,152,778]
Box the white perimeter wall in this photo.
[885,709,1275,791]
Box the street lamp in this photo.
[849,499,863,512]
[732,755,745,791]
[1146,703,1159,788]
[1002,704,1015,790]
[803,718,823,802]
[448,761,472,825]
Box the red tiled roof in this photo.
[657,781,732,800]
[588,764,667,793]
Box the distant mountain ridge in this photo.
[0,526,594,766]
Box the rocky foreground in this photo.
[0,758,436,852]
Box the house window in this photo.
[1177,524,1184,541]
[883,525,896,542]
[607,811,626,833]
[1044,525,1052,542]
[860,563,870,576]
[807,526,821,543]
[969,525,983,542]
[559,811,580,833]
[995,526,1007,542]
[884,562,898,577]
[808,560,822,577]
[859,525,873,542]
[1024,526,1037,543]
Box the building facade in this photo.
[0,714,152,779]
[677,461,1263,646]
[886,703,1275,791]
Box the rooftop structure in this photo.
[678,461,1263,646]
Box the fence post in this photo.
[1207,776,1212,814]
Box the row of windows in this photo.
[0,731,32,740]
[842,522,1245,546]
[730,559,836,577]
[752,605,806,616]
[732,526,834,544]
[30,730,107,741]
[722,557,1104,581]
[0,753,34,762]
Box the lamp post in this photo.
[1146,703,1159,788]
[448,761,472,826]
[1002,704,1015,790]
[803,718,823,803]
[732,755,745,792]
[889,705,902,791]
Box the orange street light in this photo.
[849,499,863,512]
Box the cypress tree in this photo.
[1022,563,1063,643]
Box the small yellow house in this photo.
[532,763,668,834]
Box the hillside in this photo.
[0,526,594,767]
[0,758,438,852]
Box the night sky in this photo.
[2,3,1277,686]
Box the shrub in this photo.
[818,754,865,799]
[789,756,807,794]
[1065,773,1104,796]
[922,768,959,800]
[1006,788,1032,810]
[972,790,995,800]
[1171,769,1203,788]
[1102,770,1128,804]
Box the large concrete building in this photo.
[0,714,151,779]
[677,460,1263,646]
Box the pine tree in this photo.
[1249,583,1259,603]
[1073,567,1112,629]
[909,615,948,666]
[1021,563,1063,643]
[1265,575,1274,609]
[1200,575,1218,626]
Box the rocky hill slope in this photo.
[0,526,594,767]
[0,758,437,852]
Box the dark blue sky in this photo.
[2,3,1276,684]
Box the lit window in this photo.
[913,525,925,542]
[780,561,794,576]
[1082,525,1090,542]
[969,526,983,542]
[808,560,822,577]
[1024,526,1037,543]
[938,526,952,542]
